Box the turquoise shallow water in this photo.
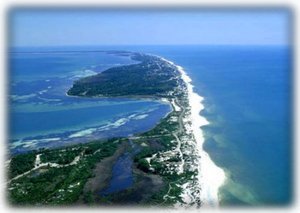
[9,48,171,154]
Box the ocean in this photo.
[9,45,292,206]
[139,45,292,206]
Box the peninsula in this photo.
[8,51,224,207]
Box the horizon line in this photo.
[10,43,290,48]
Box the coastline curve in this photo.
[160,57,226,206]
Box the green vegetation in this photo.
[67,51,187,205]
[40,147,83,165]
[8,51,192,206]
[132,111,184,204]
[9,152,36,179]
[137,159,150,172]
[67,53,179,97]
[8,138,122,205]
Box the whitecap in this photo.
[10,94,36,101]
[71,69,98,79]
[69,128,97,138]
[132,114,148,120]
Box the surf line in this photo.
[161,56,226,207]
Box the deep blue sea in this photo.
[9,45,292,206]
[133,45,291,206]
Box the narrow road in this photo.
[8,151,84,183]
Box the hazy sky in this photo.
[10,9,291,47]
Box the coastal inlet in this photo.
[8,50,225,207]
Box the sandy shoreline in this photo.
[160,57,226,206]
[10,52,227,207]
[64,52,225,206]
